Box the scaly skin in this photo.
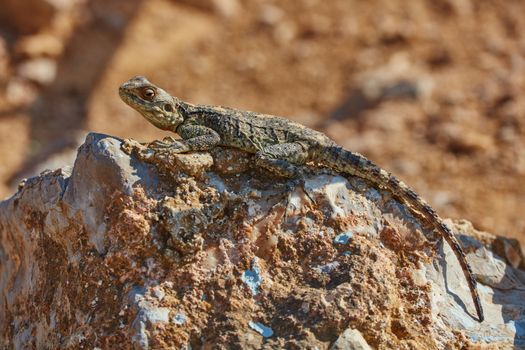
[119,76,484,322]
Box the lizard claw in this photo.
[150,136,177,148]
[286,178,304,193]
[276,176,316,221]
[284,176,315,204]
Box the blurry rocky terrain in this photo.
[1,133,524,348]
[0,2,524,243]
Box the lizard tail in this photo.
[317,145,484,322]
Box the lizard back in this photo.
[184,103,334,152]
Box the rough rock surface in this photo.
[0,133,524,349]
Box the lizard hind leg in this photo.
[255,142,316,207]
[254,142,311,178]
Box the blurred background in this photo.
[0,0,524,243]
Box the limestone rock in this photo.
[0,133,524,349]
[331,328,372,350]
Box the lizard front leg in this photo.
[150,124,221,153]
[255,142,311,178]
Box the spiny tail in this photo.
[318,145,484,322]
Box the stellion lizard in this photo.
[119,76,484,322]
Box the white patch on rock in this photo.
[313,261,340,274]
[331,328,371,350]
[242,258,263,296]
[173,312,187,325]
[248,321,273,338]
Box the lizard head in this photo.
[119,76,184,130]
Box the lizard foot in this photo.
[149,137,188,154]
[274,177,316,221]
[281,176,315,210]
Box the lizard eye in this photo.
[142,88,156,99]
[164,104,173,112]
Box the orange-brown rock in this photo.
[0,133,523,349]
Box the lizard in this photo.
[119,75,484,322]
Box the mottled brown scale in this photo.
[119,76,484,322]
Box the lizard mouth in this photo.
[118,85,153,115]
[118,85,140,106]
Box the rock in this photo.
[0,133,524,348]
[430,121,495,154]
[16,58,57,85]
[5,77,39,106]
[211,0,241,17]
[7,132,85,191]
[14,33,64,59]
[357,54,434,102]
[273,20,297,45]
[258,4,285,26]
[122,138,214,178]
[331,328,371,350]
